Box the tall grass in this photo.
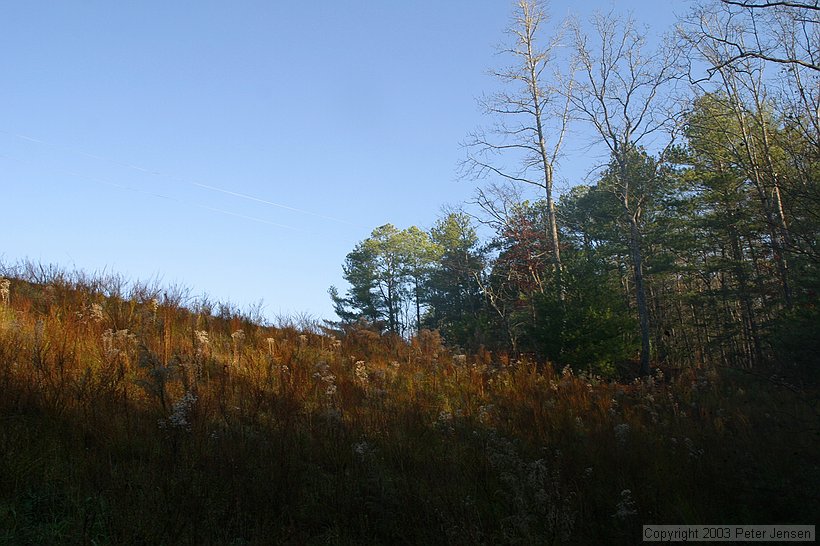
[0,264,817,544]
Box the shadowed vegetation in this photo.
[0,265,817,544]
[2,2,819,541]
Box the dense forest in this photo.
[1,0,818,544]
[331,0,819,384]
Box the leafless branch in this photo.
[720,0,819,11]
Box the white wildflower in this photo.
[434,410,455,433]
[352,440,372,459]
[231,330,245,342]
[313,361,336,396]
[159,390,197,431]
[478,404,495,424]
[194,330,210,364]
[89,303,105,322]
[313,362,333,381]
[0,278,9,306]
[195,329,209,347]
[101,328,136,358]
[575,416,584,430]
[684,437,704,460]
[614,423,630,446]
[354,360,368,385]
[613,489,638,519]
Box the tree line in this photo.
[330,0,819,379]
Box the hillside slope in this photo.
[0,270,817,544]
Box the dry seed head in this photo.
[89,303,105,322]
[613,489,638,519]
[0,278,10,306]
[354,360,369,384]
[195,330,210,346]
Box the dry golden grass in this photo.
[0,268,817,544]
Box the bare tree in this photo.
[570,12,685,376]
[470,181,525,234]
[721,0,818,7]
[686,0,819,143]
[695,0,820,74]
[469,181,543,352]
[463,0,573,294]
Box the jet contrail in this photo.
[0,129,362,227]
[188,181,356,225]
[0,152,304,232]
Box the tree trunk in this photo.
[415,276,421,335]
[628,216,651,376]
[523,11,563,293]
[729,224,763,366]
[546,190,564,297]
[734,103,793,308]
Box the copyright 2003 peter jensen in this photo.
[643,525,815,542]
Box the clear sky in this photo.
[0,1,680,323]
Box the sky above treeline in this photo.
[0,1,680,322]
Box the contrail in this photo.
[73,172,304,232]
[187,181,355,225]
[0,152,304,232]
[0,129,361,227]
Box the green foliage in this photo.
[529,253,639,377]
[330,84,818,378]
[331,224,440,335]
[768,298,820,383]
[424,212,487,349]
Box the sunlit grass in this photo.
[0,265,817,544]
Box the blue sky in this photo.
[0,1,679,322]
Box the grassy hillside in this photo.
[0,268,817,544]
